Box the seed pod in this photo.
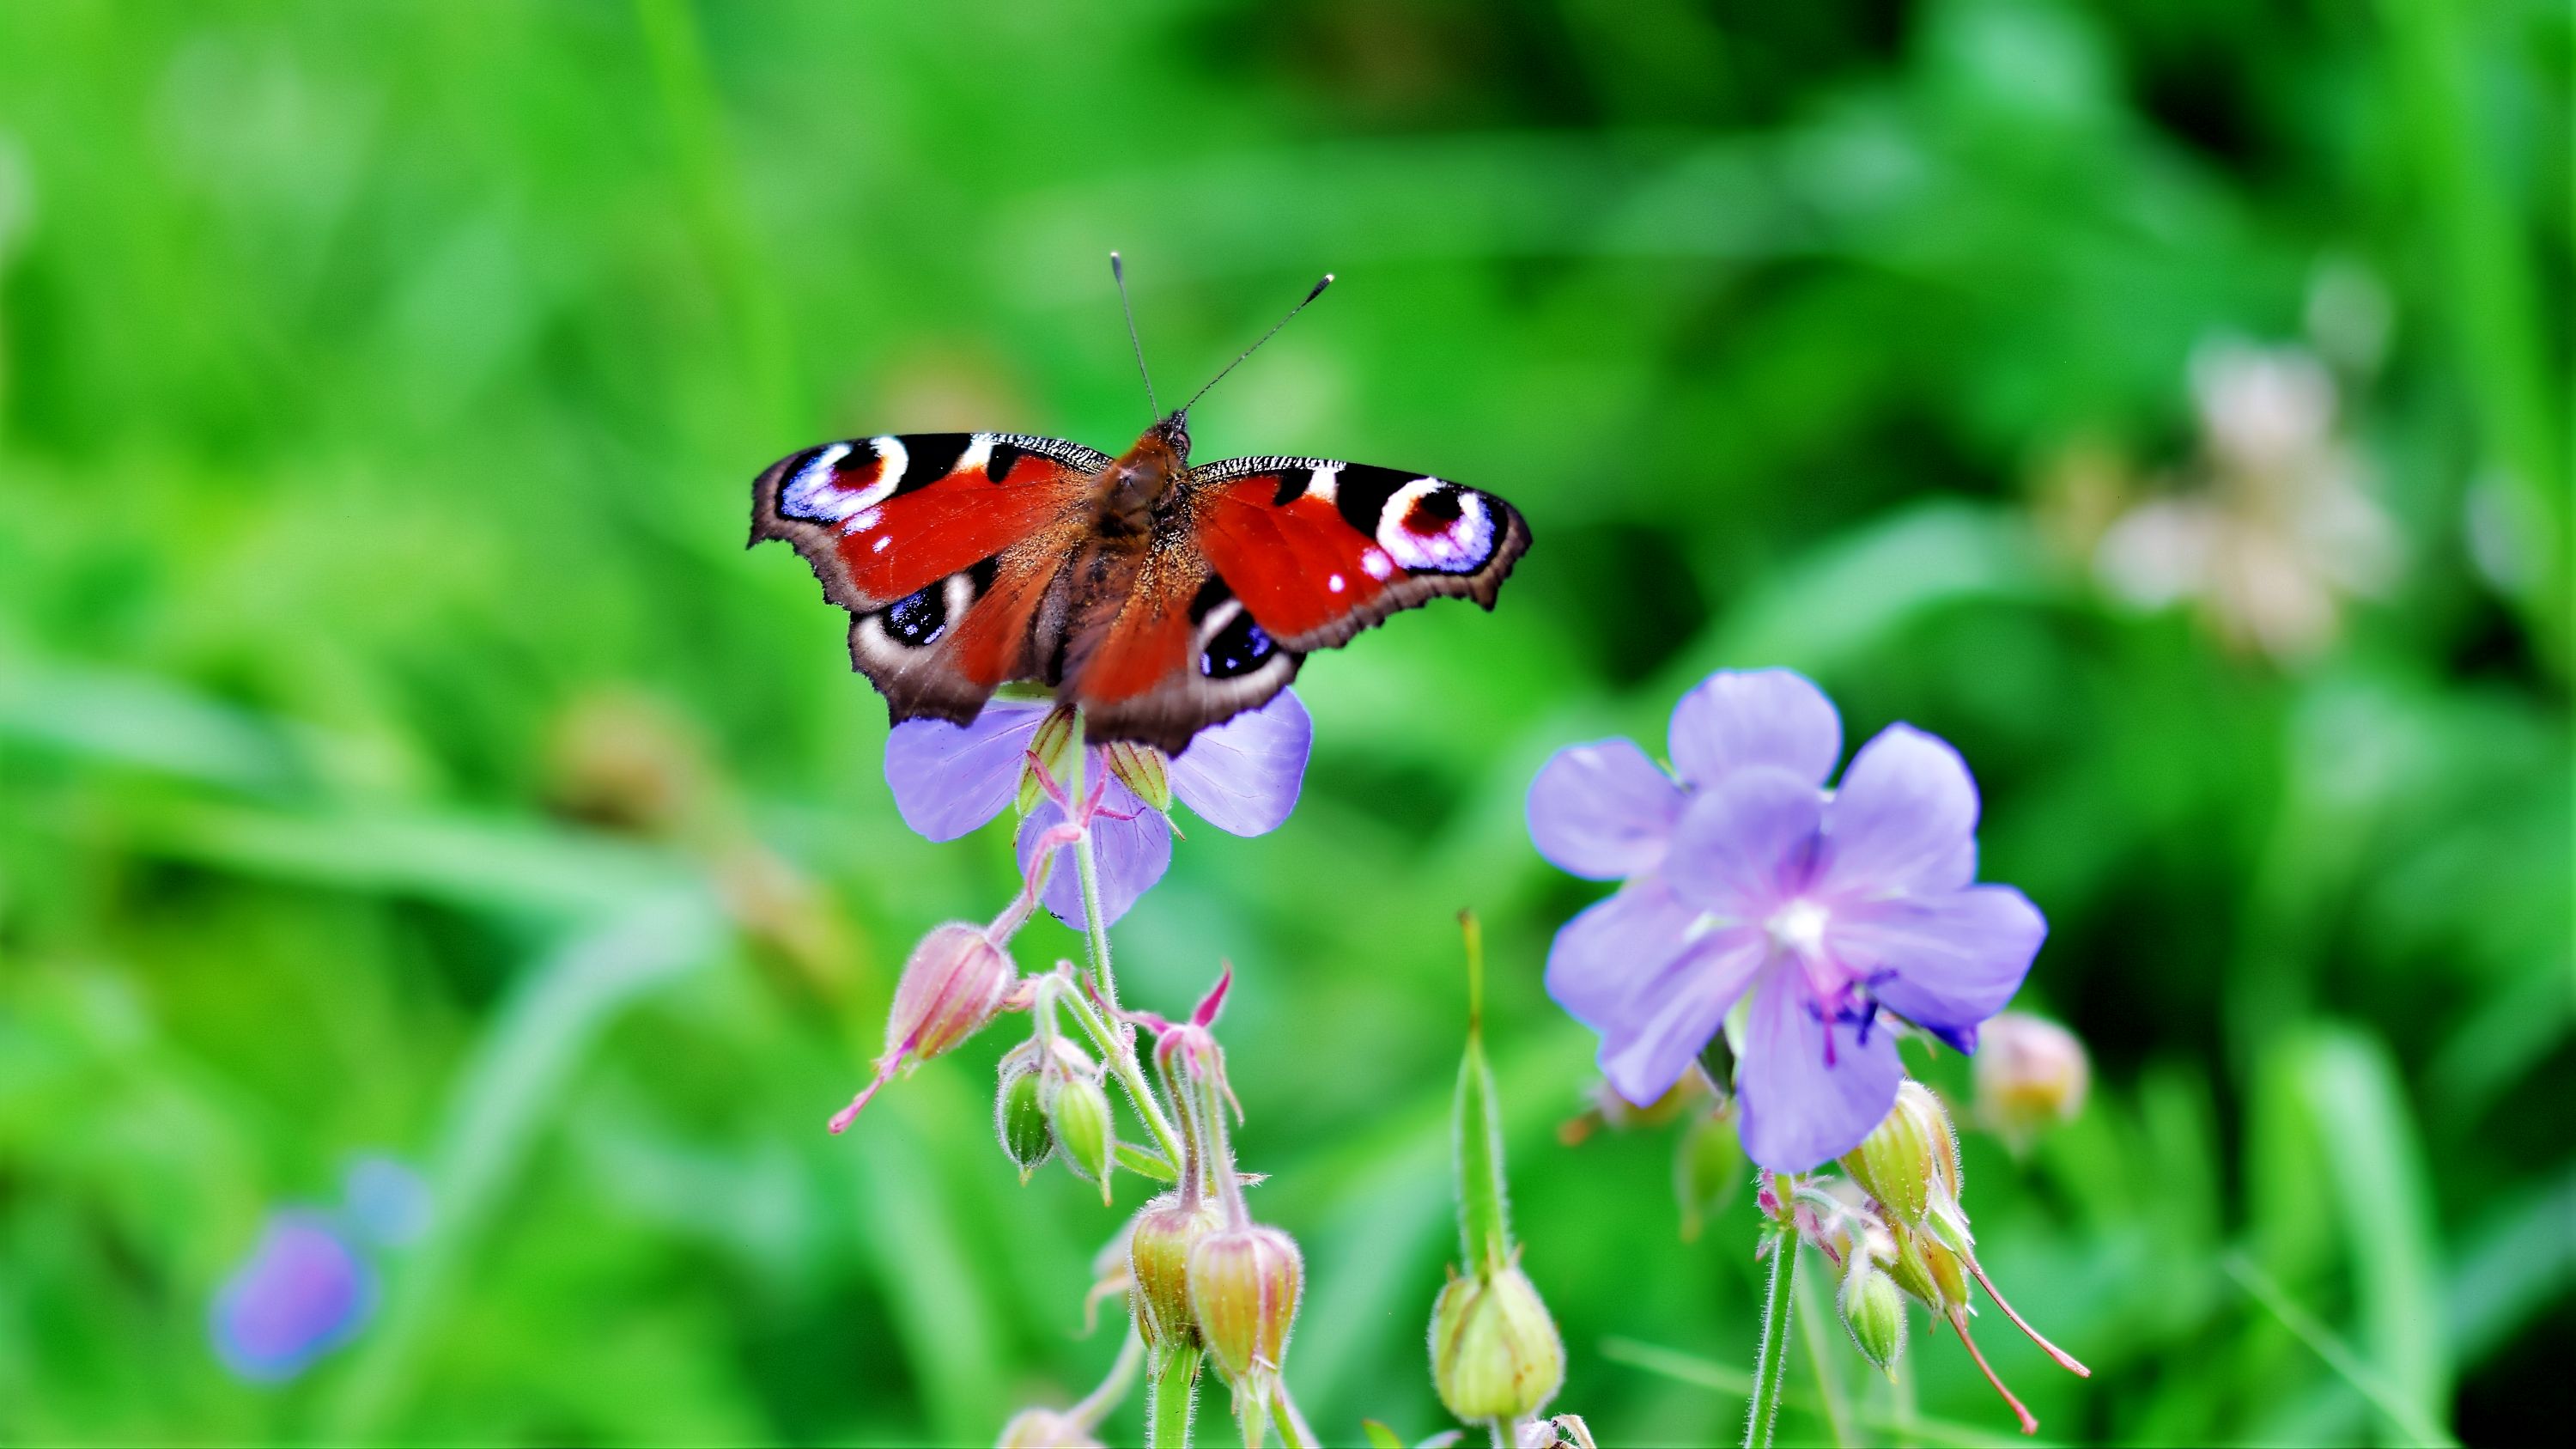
[1837,1259,1908,1376]
[1429,1263,1565,1422]
[1128,1192,1226,1349]
[1188,1224,1303,1391]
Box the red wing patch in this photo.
[1189,458,1530,652]
[750,432,1102,614]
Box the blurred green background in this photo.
[2,1,2567,1444]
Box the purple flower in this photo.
[210,1211,376,1382]
[1528,669,2045,1173]
[885,690,1311,927]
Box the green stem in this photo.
[1074,825,1120,1006]
[1269,1384,1320,1449]
[1147,1345,1203,1449]
[1745,1233,1800,1449]
[1068,1326,1147,1431]
[1487,1417,1515,1448]
[1795,1249,1854,1448]
[1056,962,1188,1172]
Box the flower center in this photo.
[1766,898,1830,959]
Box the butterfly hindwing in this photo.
[1057,454,1527,752]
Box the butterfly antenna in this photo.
[1178,272,1334,417]
[1110,252,1159,419]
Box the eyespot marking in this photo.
[1375,478,1494,575]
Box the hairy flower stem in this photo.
[1148,1345,1204,1449]
[1745,1223,1800,1449]
[1056,959,1187,1171]
[1794,1245,1854,1448]
[1069,1327,1147,1433]
[1268,1385,1319,1449]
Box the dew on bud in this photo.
[1837,1258,1908,1377]
[829,922,1017,1135]
[1430,1262,1565,1423]
[1975,1012,2091,1151]
[1839,1080,1960,1229]
[1188,1224,1303,1401]
[996,1049,1055,1179]
[1128,1192,1227,1350]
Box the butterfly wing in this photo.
[750,432,1107,723]
[1066,454,1530,752]
[1188,454,1529,649]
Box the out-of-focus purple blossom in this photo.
[341,1155,432,1247]
[210,1211,376,1383]
[885,690,1311,927]
[1527,669,2046,1173]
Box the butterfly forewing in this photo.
[751,431,1105,723]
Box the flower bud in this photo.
[1017,704,1084,816]
[1839,1081,1960,1228]
[1128,1192,1226,1350]
[890,923,1016,1062]
[995,1050,1054,1179]
[1674,1110,1745,1242]
[1837,1258,1908,1376]
[1099,739,1173,815]
[1430,1263,1565,1422]
[1046,1071,1116,1200]
[829,923,1017,1134]
[1188,1224,1303,1391]
[1974,1012,2090,1149]
[1883,1218,1969,1317]
[995,1408,1103,1449]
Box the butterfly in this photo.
[749,262,1531,754]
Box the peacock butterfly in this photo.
[749,261,1531,754]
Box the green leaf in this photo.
[1360,1420,1405,1449]
[1116,1142,1179,1184]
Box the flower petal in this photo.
[1169,689,1312,837]
[1820,724,1980,897]
[1668,669,1842,790]
[884,697,1053,842]
[1664,766,1825,918]
[1595,928,1767,1107]
[1832,885,2044,1044]
[1016,777,1173,928]
[1543,874,1698,1024]
[1735,966,1905,1172]
[1526,738,1686,880]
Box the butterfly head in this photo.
[1101,412,1194,534]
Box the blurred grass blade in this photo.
[2296,1027,2452,1427]
[323,897,726,1436]
[2221,1254,2458,1449]
[2445,1164,2576,1367]
[1674,502,2048,685]
[1597,1337,2043,1449]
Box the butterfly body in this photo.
[753,410,1528,753]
